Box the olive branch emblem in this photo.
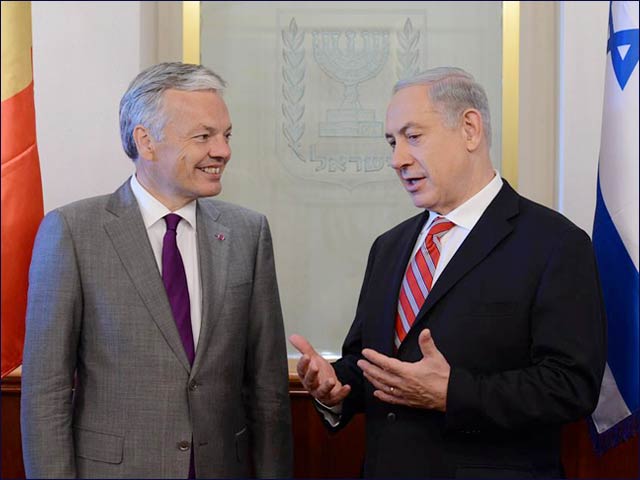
[281,18,306,161]
[397,18,420,79]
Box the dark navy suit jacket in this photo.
[332,180,606,478]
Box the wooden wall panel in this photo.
[0,372,365,479]
[290,377,365,478]
[562,420,639,479]
[1,372,24,479]
[3,371,637,479]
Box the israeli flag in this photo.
[591,1,639,453]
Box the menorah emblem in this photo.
[312,30,389,137]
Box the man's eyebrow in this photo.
[192,124,233,134]
[190,125,213,133]
[385,122,420,140]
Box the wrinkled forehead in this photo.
[159,89,231,134]
[385,85,440,130]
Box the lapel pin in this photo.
[215,233,225,241]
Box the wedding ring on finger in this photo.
[389,386,395,394]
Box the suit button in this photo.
[177,440,191,451]
[387,412,396,422]
[189,381,199,391]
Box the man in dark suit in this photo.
[291,66,606,478]
[21,62,292,478]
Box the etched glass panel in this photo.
[201,1,503,357]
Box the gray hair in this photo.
[393,67,492,147]
[119,62,227,160]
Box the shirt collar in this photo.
[130,174,197,230]
[425,170,503,231]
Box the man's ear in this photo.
[133,125,155,161]
[461,108,483,151]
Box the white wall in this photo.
[31,1,611,226]
[32,1,158,212]
[27,1,613,357]
[557,1,609,234]
[518,2,558,209]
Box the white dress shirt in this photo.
[411,171,504,285]
[130,175,202,350]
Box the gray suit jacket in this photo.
[21,180,293,478]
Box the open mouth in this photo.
[404,176,425,186]
[401,176,426,193]
[198,166,221,174]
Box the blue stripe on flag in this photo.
[593,175,640,412]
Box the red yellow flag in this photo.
[1,1,44,378]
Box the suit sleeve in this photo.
[329,237,381,430]
[446,227,607,431]
[21,210,82,478]
[243,215,293,478]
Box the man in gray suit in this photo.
[21,62,292,479]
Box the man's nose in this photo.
[390,142,411,170]
[209,136,231,160]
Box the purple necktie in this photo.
[162,214,196,478]
[162,214,195,365]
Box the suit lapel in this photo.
[103,180,192,372]
[191,200,231,373]
[405,182,520,342]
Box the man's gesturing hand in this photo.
[357,329,451,411]
[289,334,351,407]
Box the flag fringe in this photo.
[589,410,639,455]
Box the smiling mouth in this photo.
[198,166,221,174]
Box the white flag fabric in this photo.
[590,0,639,453]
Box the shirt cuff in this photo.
[313,399,343,427]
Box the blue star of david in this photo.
[607,1,639,90]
